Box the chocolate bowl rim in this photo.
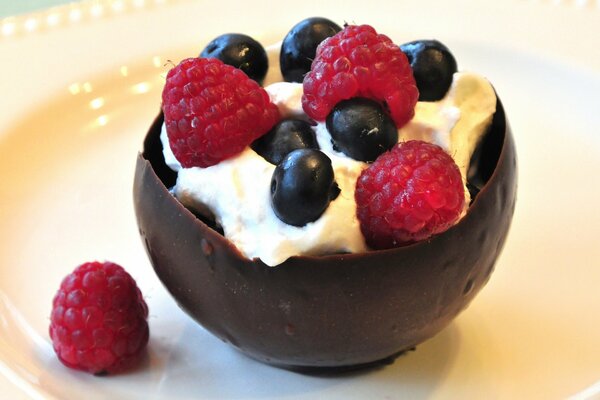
[138,97,512,268]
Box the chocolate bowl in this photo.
[133,98,516,370]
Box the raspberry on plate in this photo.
[301,24,418,128]
[49,261,149,375]
[355,140,465,249]
[162,57,280,168]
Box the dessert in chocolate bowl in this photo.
[133,18,517,370]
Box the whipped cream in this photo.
[161,72,496,266]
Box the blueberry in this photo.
[326,98,398,162]
[280,17,342,83]
[252,119,318,165]
[400,40,458,101]
[200,33,268,84]
[271,149,340,227]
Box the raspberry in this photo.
[302,24,418,128]
[355,141,465,249]
[162,57,280,168]
[49,261,149,375]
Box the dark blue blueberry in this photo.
[200,33,268,84]
[400,40,458,101]
[271,149,340,227]
[326,98,398,162]
[251,119,318,165]
[280,17,342,83]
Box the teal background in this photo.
[0,1,74,17]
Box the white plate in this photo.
[1,0,599,398]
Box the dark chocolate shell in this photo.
[133,98,517,369]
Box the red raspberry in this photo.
[302,24,418,128]
[355,141,465,249]
[162,57,280,168]
[49,261,149,375]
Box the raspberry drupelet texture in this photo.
[49,261,149,375]
[162,57,280,168]
[301,24,418,128]
[355,141,465,249]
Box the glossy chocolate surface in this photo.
[133,99,516,368]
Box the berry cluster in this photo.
[290,21,464,245]
[161,17,465,245]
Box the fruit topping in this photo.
[326,97,397,162]
[271,149,340,227]
[200,33,269,84]
[280,17,342,83]
[49,261,149,375]
[355,141,465,249]
[162,57,280,168]
[400,40,458,101]
[251,118,319,164]
[302,24,418,128]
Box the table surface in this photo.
[0,0,74,18]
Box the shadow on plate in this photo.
[143,319,460,399]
